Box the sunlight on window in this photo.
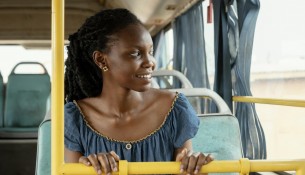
[251,0,305,160]
[0,45,67,82]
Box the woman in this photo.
[64,8,213,175]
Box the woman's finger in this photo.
[109,151,120,161]
[186,153,199,174]
[175,148,188,173]
[194,153,206,174]
[78,156,91,166]
[205,154,214,164]
[175,148,188,161]
[97,153,111,175]
[107,152,119,172]
[88,154,102,175]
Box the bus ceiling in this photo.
[0,0,201,49]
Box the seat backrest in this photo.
[193,114,243,158]
[171,88,243,175]
[4,62,51,127]
[0,71,3,127]
[35,110,51,175]
[152,69,193,89]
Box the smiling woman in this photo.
[1,1,305,175]
[63,8,213,175]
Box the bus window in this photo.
[251,0,305,159]
[0,45,52,82]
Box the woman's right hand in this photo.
[79,151,120,175]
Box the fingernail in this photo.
[194,170,198,174]
[113,167,118,172]
[87,161,91,165]
[97,170,102,174]
[180,165,184,172]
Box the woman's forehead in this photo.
[113,24,153,45]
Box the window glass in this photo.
[251,0,305,159]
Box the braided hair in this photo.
[64,8,142,102]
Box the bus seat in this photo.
[35,110,51,175]
[0,71,3,127]
[152,69,193,89]
[0,62,51,138]
[171,88,242,175]
[193,114,243,175]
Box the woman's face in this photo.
[104,24,156,92]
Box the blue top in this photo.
[64,93,199,162]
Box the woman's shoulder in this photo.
[64,101,78,114]
[148,88,177,100]
[64,101,82,122]
[147,89,191,111]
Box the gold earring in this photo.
[102,66,108,72]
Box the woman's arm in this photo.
[64,147,83,163]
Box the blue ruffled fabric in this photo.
[64,93,199,161]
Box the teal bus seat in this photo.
[0,62,51,138]
[35,110,51,175]
[0,71,3,127]
[171,88,243,175]
[192,114,243,175]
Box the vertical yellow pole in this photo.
[51,0,65,175]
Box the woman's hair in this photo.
[64,8,142,102]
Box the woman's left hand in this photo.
[175,148,213,175]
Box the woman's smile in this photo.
[135,73,152,79]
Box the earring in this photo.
[102,66,108,72]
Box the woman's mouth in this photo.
[135,74,152,79]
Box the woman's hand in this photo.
[78,151,120,175]
[175,148,213,175]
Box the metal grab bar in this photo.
[61,159,305,175]
[233,96,305,108]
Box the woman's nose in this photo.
[142,55,156,69]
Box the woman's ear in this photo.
[92,50,107,69]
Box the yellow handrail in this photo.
[59,159,305,175]
[233,96,305,108]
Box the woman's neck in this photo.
[95,85,146,117]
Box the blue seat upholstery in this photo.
[172,88,243,175]
[193,114,243,159]
[35,111,51,175]
[0,62,51,138]
[192,114,243,175]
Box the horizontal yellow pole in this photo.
[250,159,305,172]
[233,96,305,108]
[62,161,240,175]
[60,159,305,175]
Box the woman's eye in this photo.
[149,50,154,56]
[130,51,140,57]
